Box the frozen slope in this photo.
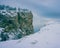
[0,22,60,48]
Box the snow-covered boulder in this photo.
[0,5,34,41]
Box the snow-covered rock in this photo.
[0,5,34,41]
[0,28,4,32]
[0,21,60,48]
[0,28,4,40]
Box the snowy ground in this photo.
[0,21,60,48]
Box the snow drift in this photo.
[0,21,60,48]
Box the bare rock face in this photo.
[17,10,34,35]
[0,5,34,41]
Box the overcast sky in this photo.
[0,0,60,31]
[0,0,60,18]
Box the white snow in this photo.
[0,10,17,17]
[0,28,4,33]
[0,28,4,40]
[0,21,60,48]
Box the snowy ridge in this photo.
[0,8,30,17]
[0,10,17,17]
[0,21,60,48]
